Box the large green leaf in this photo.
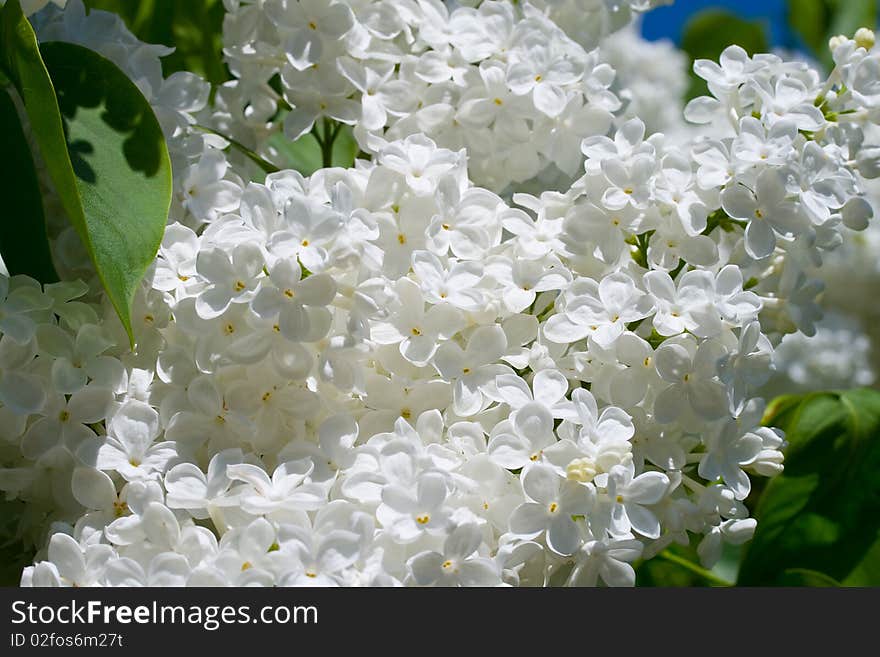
[738,389,880,586]
[681,10,769,100]
[0,87,58,282]
[39,41,171,344]
[843,536,880,585]
[1,2,170,342]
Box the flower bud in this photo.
[855,27,875,50]
[828,34,849,51]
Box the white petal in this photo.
[494,374,533,408]
[624,472,669,504]
[110,401,159,456]
[297,273,337,306]
[720,185,757,221]
[36,324,74,358]
[599,558,636,587]
[409,551,443,585]
[51,359,87,394]
[71,467,116,511]
[165,463,209,510]
[547,515,581,555]
[48,533,85,583]
[0,370,46,414]
[543,313,590,343]
[684,96,720,123]
[317,530,362,573]
[465,325,506,366]
[624,502,660,539]
[487,432,532,469]
[458,559,502,586]
[195,286,233,320]
[142,502,181,548]
[148,553,190,587]
[653,384,688,424]
[226,463,273,496]
[68,386,113,424]
[508,503,548,536]
[196,248,233,283]
[653,344,691,382]
[744,218,776,259]
[104,557,146,586]
[532,369,569,406]
[688,380,729,419]
[522,463,559,505]
[417,472,448,509]
[445,524,482,560]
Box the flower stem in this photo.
[656,550,733,587]
[315,116,342,168]
[192,124,280,174]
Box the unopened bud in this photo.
[828,34,848,51]
[854,27,875,50]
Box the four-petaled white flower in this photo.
[509,463,594,556]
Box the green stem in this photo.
[626,317,646,333]
[536,300,556,323]
[192,124,280,174]
[656,550,733,587]
[320,116,337,168]
[631,230,652,269]
[669,258,688,280]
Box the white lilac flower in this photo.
[509,463,594,556]
[721,165,809,260]
[604,462,669,539]
[14,0,880,588]
[407,523,502,587]
[81,401,178,482]
[653,337,730,424]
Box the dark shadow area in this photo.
[68,139,96,184]
[43,41,164,179]
[0,87,59,282]
[738,391,880,585]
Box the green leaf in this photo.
[787,0,829,56]
[1,2,168,340]
[268,119,360,176]
[777,568,841,586]
[1,0,86,277]
[40,41,172,344]
[0,87,58,282]
[680,10,769,100]
[738,389,880,586]
[843,536,880,585]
